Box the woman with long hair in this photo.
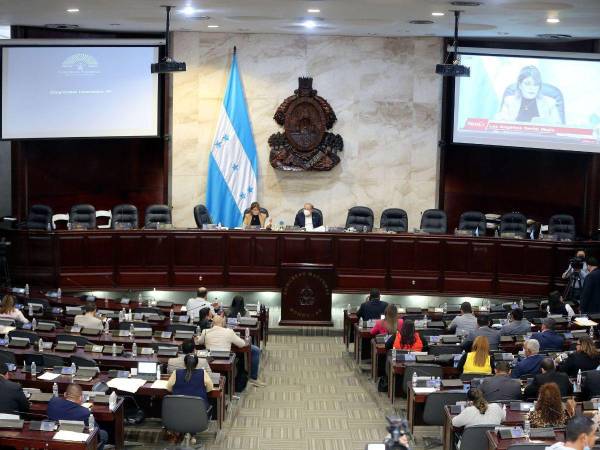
[166,354,213,407]
[228,295,248,318]
[529,383,575,428]
[452,388,505,428]
[457,336,494,375]
[558,336,600,377]
[371,304,403,336]
[0,294,29,324]
[385,319,423,351]
[547,290,575,318]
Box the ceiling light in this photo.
[432,12,445,16]
[547,17,560,23]
[307,9,320,13]
[207,24,219,28]
[66,8,79,13]
[181,6,197,15]
[303,20,317,29]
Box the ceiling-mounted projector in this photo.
[436,10,470,77]
[151,5,186,74]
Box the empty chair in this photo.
[458,425,495,450]
[548,214,576,240]
[420,209,447,234]
[8,329,39,344]
[70,355,98,368]
[0,350,16,366]
[162,395,210,447]
[95,210,112,229]
[380,208,408,232]
[499,212,527,238]
[194,204,212,228]
[69,204,96,229]
[458,211,486,236]
[24,353,45,368]
[422,391,468,447]
[145,204,171,228]
[345,206,374,231]
[111,204,138,229]
[56,334,91,347]
[43,354,67,368]
[401,364,444,396]
[25,205,53,230]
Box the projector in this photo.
[151,59,186,74]
[436,63,470,77]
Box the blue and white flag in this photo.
[206,50,258,228]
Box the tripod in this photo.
[563,270,583,304]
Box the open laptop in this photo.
[55,341,77,352]
[136,362,158,381]
[8,337,30,348]
[157,346,178,357]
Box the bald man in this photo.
[294,203,323,230]
[48,384,108,449]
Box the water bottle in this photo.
[25,284,30,297]
[104,320,110,335]
[519,298,524,309]
[71,362,76,374]
[358,318,363,328]
[47,222,52,232]
[119,308,125,322]
[195,325,201,335]
[412,372,417,388]
[347,303,351,313]
[109,392,117,410]
[52,382,59,397]
[237,312,241,321]
[28,303,33,317]
[128,308,132,321]
[169,308,174,321]
[129,323,135,339]
[590,326,595,339]
[217,222,221,230]
[436,376,441,390]
[474,226,479,237]
[577,369,582,388]
[392,348,397,362]
[423,313,428,325]
[512,300,517,310]
[257,301,261,312]
[31,361,36,377]
[88,414,95,430]
[57,288,62,299]
[138,293,143,306]
[38,338,44,352]
[245,327,250,340]
[132,342,137,356]
[156,364,161,381]
[524,418,531,437]
[22,361,26,372]
[112,342,117,357]
[495,228,499,238]
[502,404,507,416]
[32,317,37,331]
[443,302,447,314]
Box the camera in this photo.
[384,415,410,450]
[570,256,585,271]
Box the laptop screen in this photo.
[138,362,157,374]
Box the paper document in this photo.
[150,380,169,390]
[0,326,16,335]
[53,430,90,442]
[38,372,62,381]
[106,378,146,394]
[413,387,436,394]
[574,317,598,327]
[82,403,93,409]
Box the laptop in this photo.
[157,346,178,357]
[133,328,153,338]
[108,370,130,379]
[36,322,56,331]
[175,330,195,340]
[55,341,77,352]
[136,362,158,381]
[59,420,85,433]
[209,350,231,359]
[8,337,29,348]
[84,344,105,353]
[0,419,24,429]
[30,392,54,402]
[52,366,76,375]
[102,345,124,355]
[29,420,57,431]
[73,368,99,382]
[81,328,102,336]
[154,331,172,339]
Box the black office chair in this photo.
[69,204,96,229]
[70,355,98,368]
[25,205,53,230]
[294,208,323,227]
[380,208,408,232]
[162,395,210,447]
[145,204,172,228]
[459,425,496,450]
[0,350,16,366]
[56,334,92,347]
[423,391,467,448]
[43,354,67,368]
[548,214,575,240]
[193,205,212,228]
[420,209,447,234]
[345,206,374,231]
[401,364,444,396]
[458,211,486,235]
[111,204,138,229]
[429,345,460,356]
[499,212,527,238]
[8,329,39,344]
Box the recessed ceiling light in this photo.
[432,12,445,16]
[303,20,317,29]
[547,17,560,23]
[207,24,219,28]
[66,8,79,13]
[307,9,320,13]
[180,6,198,16]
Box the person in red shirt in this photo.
[386,319,423,351]
[370,304,403,336]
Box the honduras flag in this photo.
[206,49,258,228]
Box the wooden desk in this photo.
[487,429,563,450]
[0,422,98,450]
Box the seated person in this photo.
[74,302,103,330]
[0,294,29,324]
[293,203,323,230]
[242,201,271,229]
[166,354,213,407]
[448,301,477,335]
[356,288,388,322]
[197,314,264,387]
[227,295,250,318]
[186,287,215,321]
[511,338,544,378]
[457,336,495,375]
[530,317,564,351]
[479,361,522,402]
[0,363,29,415]
[529,382,575,428]
[451,387,505,428]
[558,336,600,377]
[499,308,531,336]
[167,339,211,374]
[371,304,403,336]
[463,314,500,351]
[547,290,575,319]
[385,319,423,351]
[197,307,213,333]
[581,369,600,400]
[545,415,597,450]
[48,384,108,450]
[524,357,573,399]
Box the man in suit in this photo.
[74,302,103,330]
[48,384,108,450]
[293,203,323,230]
[463,314,500,351]
[500,308,532,336]
[581,257,600,314]
[511,338,544,378]
[480,361,522,402]
[524,357,573,399]
[582,370,600,400]
[0,363,29,415]
[530,317,564,351]
[356,289,388,322]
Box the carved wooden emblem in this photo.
[269,77,343,171]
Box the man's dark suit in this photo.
[480,375,522,402]
[357,300,389,321]
[581,268,600,314]
[582,370,600,400]
[293,211,323,228]
[0,377,29,414]
[523,370,573,399]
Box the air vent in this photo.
[45,24,80,29]
[409,20,434,25]
[450,1,482,6]
[536,33,572,39]
[188,15,210,21]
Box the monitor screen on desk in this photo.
[138,362,157,374]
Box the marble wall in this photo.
[172,33,442,229]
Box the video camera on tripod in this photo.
[365,415,411,450]
[564,256,585,303]
[569,256,585,271]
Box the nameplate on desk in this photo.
[102,345,124,355]
[84,344,104,353]
[157,346,178,357]
[529,428,556,439]
[140,347,154,355]
[65,307,83,315]
[58,420,85,433]
[133,328,153,338]
[37,322,55,331]
[442,379,464,388]
[30,420,58,431]
[112,330,130,337]
[81,328,102,336]
[498,427,524,439]
[175,330,194,339]
[239,317,258,326]
[154,331,172,339]
[66,326,82,334]
[413,387,436,394]
[416,355,435,363]
[9,337,29,348]
[440,335,460,344]
[509,402,533,411]
[209,350,231,359]
[30,392,54,402]
[0,419,24,429]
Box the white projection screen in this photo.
[453,49,600,153]
[1,45,159,139]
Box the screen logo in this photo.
[59,52,100,76]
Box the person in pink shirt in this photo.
[370,304,403,336]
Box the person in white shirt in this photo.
[74,303,103,330]
[293,203,323,230]
[186,287,215,321]
[546,415,597,450]
[452,388,505,448]
[197,315,264,387]
[0,295,29,324]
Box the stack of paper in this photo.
[38,372,62,381]
[150,379,169,390]
[53,430,90,442]
[106,378,146,394]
